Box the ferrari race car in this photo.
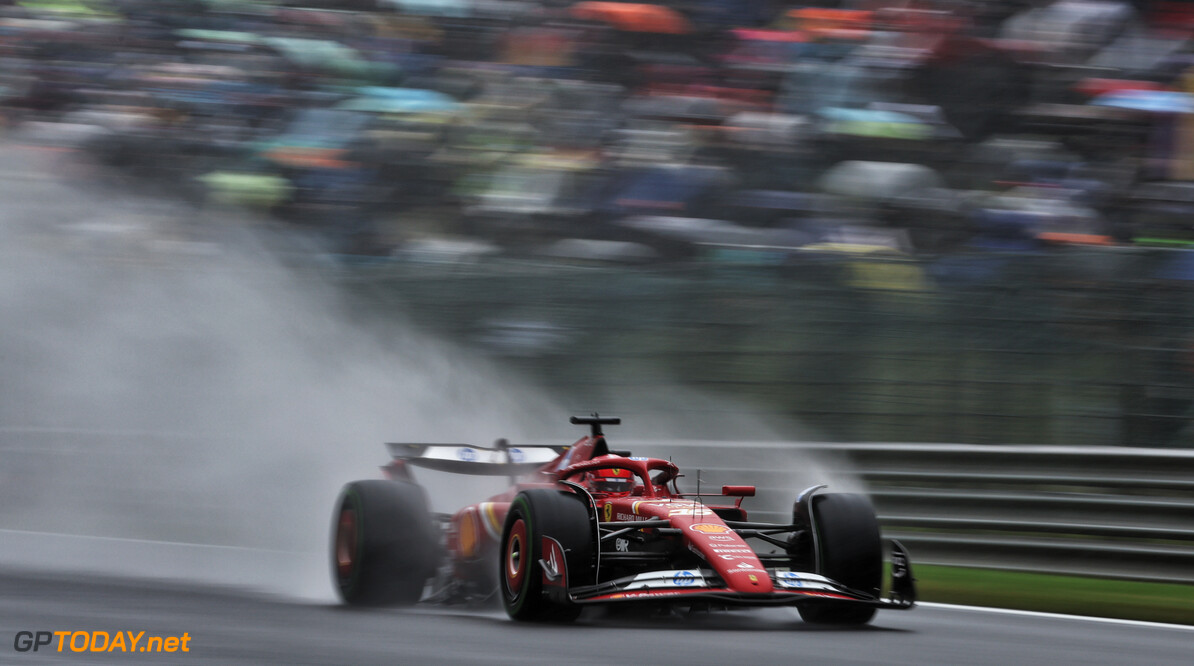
[331,415,916,624]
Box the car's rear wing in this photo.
[385,441,568,477]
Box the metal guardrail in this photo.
[634,442,1194,585]
[2,429,1192,584]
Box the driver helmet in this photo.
[588,467,634,495]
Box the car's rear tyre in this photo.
[499,489,594,622]
[797,493,882,625]
[332,480,439,606]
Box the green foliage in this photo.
[912,564,1194,625]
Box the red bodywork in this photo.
[363,416,917,617]
[384,430,881,606]
[377,420,916,615]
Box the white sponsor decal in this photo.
[669,507,712,516]
[634,501,711,517]
[623,570,706,591]
[775,572,838,591]
[542,538,567,586]
[457,447,478,462]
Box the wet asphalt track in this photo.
[2,567,1192,665]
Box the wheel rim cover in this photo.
[336,507,357,578]
[505,518,528,597]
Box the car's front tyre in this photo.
[797,492,882,625]
[499,489,593,622]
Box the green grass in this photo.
[907,564,1194,625]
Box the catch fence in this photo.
[346,246,1194,447]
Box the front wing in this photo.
[548,541,916,610]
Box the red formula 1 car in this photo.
[330,415,916,624]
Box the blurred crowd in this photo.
[5,0,1194,259]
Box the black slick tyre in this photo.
[797,492,882,625]
[332,479,439,606]
[499,488,594,622]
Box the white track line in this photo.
[920,602,1194,631]
[3,530,1190,629]
[0,528,295,553]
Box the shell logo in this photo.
[688,523,730,534]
